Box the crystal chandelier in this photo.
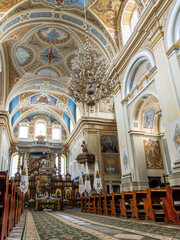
[68,1,113,107]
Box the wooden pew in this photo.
[130,190,146,220]
[106,194,113,216]
[161,185,180,224]
[120,191,133,218]
[84,197,88,213]
[81,197,84,212]
[17,190,22,222]
[143,188,166,221]
[114,193,121,217]
[8,180,16,233]
[100,195,105,215]
[21,193,24,214]
[14,188,19,225]
[0,171,10,240]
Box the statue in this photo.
[81,141,88,153]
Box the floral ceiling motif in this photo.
[12,26,80,78]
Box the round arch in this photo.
[164,0,180,50]
[122,49,155,99]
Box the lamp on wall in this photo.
[68,0,113,107]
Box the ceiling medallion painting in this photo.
[16,46,34,67]
[40,47,62,64]
[35,67,60,77]
[12,25,80,78]
[33,0,88,8]
[66,53,79,71]
[38,27,71,44]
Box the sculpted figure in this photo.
[81,141,88,153]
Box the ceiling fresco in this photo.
[11,25,79,78]
[91,0,122,29]
[33,0,88,8]
[0,0,22,12]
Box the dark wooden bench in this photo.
[161,185,180,224]
[8,180,15,233]
[0,171,10,240]
[143,188,166,221]
[130,190,146,220]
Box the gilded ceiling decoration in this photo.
[91,0,122,29]
[33,0,89,8]
[0,0,22,12]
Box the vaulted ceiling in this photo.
[0,0,148,139]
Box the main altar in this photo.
[14,142,80,210]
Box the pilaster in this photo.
[150,27,180,184]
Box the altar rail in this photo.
[81,186,180,224]
[0,171,24,240]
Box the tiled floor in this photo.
[56,213,157,240]
[7,212,26,240]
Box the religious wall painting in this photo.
[30,94,57,106]
[143,140,164,169]
[143,109,155,129]
[75,189,81,199]
[92,0,121,29]
[101,135,118,153]
[121,147,129,174]
[99,97,114,113]
[103,154,119,175]
[65,188,71,199]
[55,188,62,198]
[170,119,180,159]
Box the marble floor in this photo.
[55,213,156,240]
[8,209,180,240]
[7,212,26,240]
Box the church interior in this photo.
[0,0,180,239]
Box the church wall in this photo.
[111,0,180,190]
[66,117,120,194]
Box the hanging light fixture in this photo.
[68,0,113,107]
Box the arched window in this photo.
[19,123,28,139]
[11,154,18,177]
[55,155,66,176]
[121,0,140,45]
[52,125,61,141]
[35,122,46,137]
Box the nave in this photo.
[19,209,180,240]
